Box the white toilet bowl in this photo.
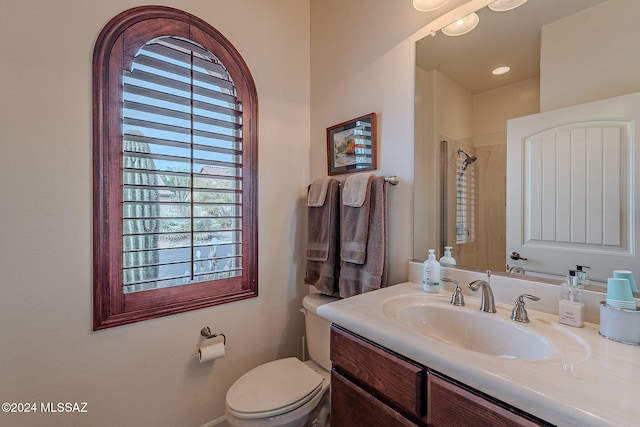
[225,358,330,427]
[225,294,337,427]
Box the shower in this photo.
[457,148,477,175]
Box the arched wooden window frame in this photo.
[93,6,258,330]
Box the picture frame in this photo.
[326,112,377,175]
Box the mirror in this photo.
[414,0,640,286]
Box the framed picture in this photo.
[326,112,377,175]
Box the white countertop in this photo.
[317,281,640,426]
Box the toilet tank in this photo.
[302,294,338,371]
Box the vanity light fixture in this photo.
[441,12,479,36]
[424,1,494,37]
[492,66,510,75]
[488,0,527,12]
[413,0,450,12]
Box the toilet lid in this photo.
[226,357,324,418]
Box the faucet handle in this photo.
[442,278,465,306]
[510,294,540,323]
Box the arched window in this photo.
[93,6,258,330]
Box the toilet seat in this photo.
[226,357,324,420]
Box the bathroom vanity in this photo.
[331,325,546,426]
[317,277,640,427]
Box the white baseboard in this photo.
[200,415,228,427]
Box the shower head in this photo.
[457,148,477,174]
[457,148,475,160]
[462,155,477,170]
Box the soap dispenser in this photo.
[423,249,441,293]
[559,269,584,327]
[575,265,591,288]
[439,246,457,266]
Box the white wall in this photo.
[541,0,640,111]
[435,71,474,142]
[0,1,309,426]
[310,0,472,282]
[473,77,540,140]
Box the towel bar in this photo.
[342,175,398,185]
[307,175,399,191]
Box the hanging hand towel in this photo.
[339,175,387,298]
[304,178,341,296]
[342,173,372,207]
[340,173,374,264]
[307,177,331,207]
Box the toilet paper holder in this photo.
[200,326,226,345]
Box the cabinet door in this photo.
[330,325,426,419]
[427,372,548,427]
[332,369,419,427]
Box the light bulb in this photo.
[441,12,479,36]
[413,0,450,12]
[488,0,528,12]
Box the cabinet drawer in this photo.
[330,325,426,419]
[332,369,418,427]
[427,371,549,427]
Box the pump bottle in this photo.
[559,269,584,327]
[423,249,441,293]
[439,246,456,266]
[575,265,591,288]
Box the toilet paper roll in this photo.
[199,342,225,363]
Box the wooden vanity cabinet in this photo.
[330,325,552,427]
[330,325,427,426]
[331,370,419,427]
[427,371,549,427]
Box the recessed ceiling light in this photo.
[441,13,479,37]
[492,66,511,75]
[488,0,528,12]
[413,0,450,12]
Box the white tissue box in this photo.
[599,302,640,345]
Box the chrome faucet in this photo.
[468,270,496,313]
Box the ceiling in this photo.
[415,0,605,94]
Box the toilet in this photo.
[225,294,337,427]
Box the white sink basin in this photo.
[383,295,553,360]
